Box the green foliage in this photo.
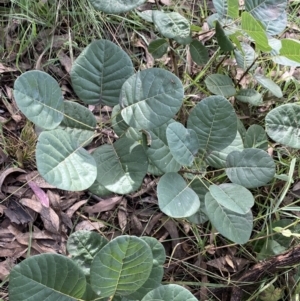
[10,232,194,301]
[12,0,300,248]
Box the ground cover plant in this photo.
[1,0,300,300]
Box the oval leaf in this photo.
[92,137,148,194]
[234,43,257,71]
[215,21,234,52]
[205,131,243,168]
[90,235,153,298]
[148,39,169,59]
[226,149,276,188]
[280,39,300,64]
[205,74,236,97]
[157,172,200,218]
[71,39,134,106]
[13,70,64,130]
[245,0,287,23]
[209,183,254,214]
[255,74,283,98]
[205,192,253,244]
[67,230,108,277]
[58,101,96,146]
[152,11,190,40]
[142,284,198,301]
[265,103,300,148]
[88,0,147,14]
[189,39,209,65]
[9,254,86,301]
[120,68,184,130]
[36,129,97,191]
[166,122,199,166]
[241,11,271,52]
[187,95,237,158]
[236,89,263,106]
[244,124,268,150]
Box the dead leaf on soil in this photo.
[57,51,72,73]
[4,200,35,224]
[84,196,123,214]
[0,167,25,199]
[0,258,14,280]
[28,181,49,207]
[118,199,127,233]
[17,170,57,189]
[20,198,60,234]
[75,220,105,231]
[207,255,249,273]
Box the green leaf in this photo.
[120,68,184,130]
[92,137,148,194]
[254,74,283,98]
[269,38,300,67]
[36,129,97,191]
[88,180,113,197]
[157,172,200,218]
[245,0,287,23]
[187,95,237,158]
[90,236,153,298]
[209,183,254,214]
[205,74,236,97]
[234,43,257,71]
[148,39,168,59]
[146,120,181,173]
[279,39,300,63]
[58,101,96,147]
[241,11,271,52]
[152,11,190,40]
[263,11,287,36]
[206,131,243,168]
[265,104,300,149]
[226,148,276,188]
[215,21,234,52]
[71,39,134,106]
[111,105,142,142]
[13,70,64,130]
[189,39,209,65]
[126,237,165,300]
[141,284,198,301]
[227,0,239,18]
[166,122,199,166]
[244,124,268,150]
[205,192,253,244]
[186,178,209,224]
[236,89,263,106]
[9,254,86,301]
[212,0,227,16]
[67,231,108,277]
[127,266,163,300]
[87,0,147,14]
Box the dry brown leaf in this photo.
[57,51,72,73]
[131,214,144,235]
[144,213,163,234]
[75,220,105,231]
[17,171,56,189]
[84,196,123,214]
[0,167,25,199]
[20,198,60,233]
[0,258,14,280]
[118,199,127,233]
[0,63,17,73]
[4,200,34,224]
[66,199,88,218]
[161,217,183,259]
